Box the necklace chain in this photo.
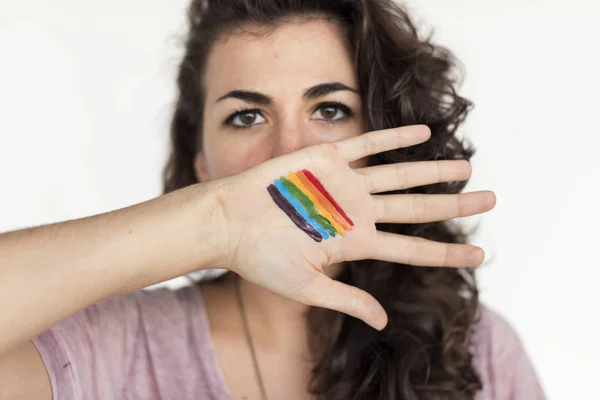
[234,275,269,400]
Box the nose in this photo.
[270,122,318,158]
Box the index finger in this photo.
[334,124,431,163]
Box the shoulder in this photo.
[471,303,547,400]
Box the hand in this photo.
[215,125,495,330]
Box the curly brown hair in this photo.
[162,0,482,399]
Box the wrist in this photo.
[112,179,233,296]
[185,179,233,272]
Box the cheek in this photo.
[205,134,271,178]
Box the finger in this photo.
[334,124,431,163]
[373,191,496,223]
[300,273,388,330]
[367,231,484,267]
[357,160,472,194]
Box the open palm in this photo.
[217,125,495,330]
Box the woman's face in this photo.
[194,18,366,182]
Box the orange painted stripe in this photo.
[287,172,345,235]
[297,170,353,231]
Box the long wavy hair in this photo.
[163,0,482,398]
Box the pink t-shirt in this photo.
[31,285,546,400]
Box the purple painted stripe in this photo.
[267,184,322,242]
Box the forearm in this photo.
[0,181,228,355]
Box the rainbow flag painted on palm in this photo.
[267,169,354,242]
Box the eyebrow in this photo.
[215,82,359,105]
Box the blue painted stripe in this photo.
[274,179,330,240]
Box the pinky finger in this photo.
[301,273,388,330]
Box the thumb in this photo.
[301,273,388,330]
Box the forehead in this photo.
[203,18,357,99]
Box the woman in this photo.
[0,0,545,399]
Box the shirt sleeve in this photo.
[31,291,144,400]
[473,305,547,400]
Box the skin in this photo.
[194,19,364,399]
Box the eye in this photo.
[312,102,353,122]
[225,109,266,128]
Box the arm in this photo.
[1,125,493,354]
[0,180,226,356]
[0,125,495,399]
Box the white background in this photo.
[1,0,598,398]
